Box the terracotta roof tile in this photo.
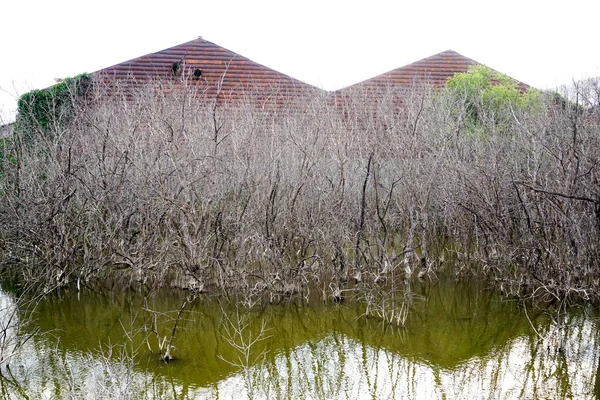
[93,37,320,106]
[336,50,528,93]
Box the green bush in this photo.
[445,65,541,135]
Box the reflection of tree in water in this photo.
[250,319,599,399]
[1,283,600,398]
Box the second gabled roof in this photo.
[336,50,528,93]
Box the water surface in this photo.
[1,279,599,399]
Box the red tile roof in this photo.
[93,37,319,106]
[336,50,529,93]
[91,42,529,108]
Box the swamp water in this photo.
[0,279,599,399]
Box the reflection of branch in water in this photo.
[358,278,422,327]
[218,305,272,400]
[140,293,197,363]
[523,303,545,341]
[0,290,40,369]
[523,293,577,355]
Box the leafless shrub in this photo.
[1,75,599,306]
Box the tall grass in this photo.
[0,77,599,304]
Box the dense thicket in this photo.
[1,75,599,305]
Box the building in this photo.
[93,41,529,105]
[11,40,529,121]
[336,50,528,94]
[93,37,320,108]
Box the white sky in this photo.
[1,0,599,123]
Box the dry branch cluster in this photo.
[1,78,599,304]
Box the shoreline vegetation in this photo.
[1,69,599,313]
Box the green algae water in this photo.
[1,279,599,399]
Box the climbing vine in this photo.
[16,73,92,138]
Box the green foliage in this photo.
[16,73,92,139]
[445,65,541,134]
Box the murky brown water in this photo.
[0,279,599,399]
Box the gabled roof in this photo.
[90,43,529,108]
[94,37,320,104]
[336,50,528,93]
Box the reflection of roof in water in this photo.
[19,281,597,398]
[30,279,532,388]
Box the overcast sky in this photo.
[1,0,599,122]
